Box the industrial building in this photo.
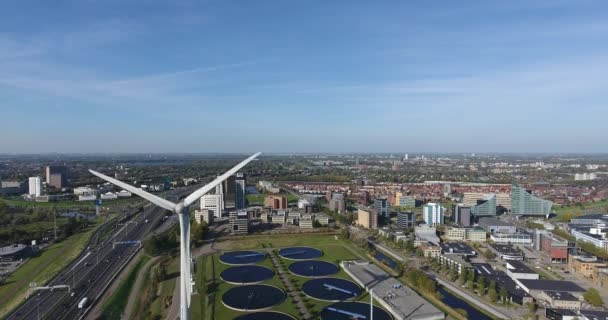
[342,260,444,320]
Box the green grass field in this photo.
[194,234,372,320]
[245,194,300,206]
[0,196,144,209]
[101,255,150,319]
[0,226,97,318]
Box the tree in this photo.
[191,221,208,241]
[499,287,508,302]
[487,280,498,302]
[584,288,604,306]
[476,276,486,295]
[458,268,467,285]
[449,267,457,282]
[466,269,475,289]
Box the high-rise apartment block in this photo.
[396,211,416,229]
[452,205,472,227]
[357,207,378,229]
[235,173,246,209]
[46,166,67,189]
[373,198,388,217]
[423,203,445,226]
[264,195,288,209]
[28,176,43,197]
[200,194,224,218]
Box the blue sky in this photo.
[1,0,607,153]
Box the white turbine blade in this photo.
[183,152,261,207]
[89,169,177,212]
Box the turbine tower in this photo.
[89,152,261,320]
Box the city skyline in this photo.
[1,1,607,153]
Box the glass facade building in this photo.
[471,193,497,217]
[511,185,552,216]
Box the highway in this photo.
[5,189,185,320]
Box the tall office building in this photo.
[423,203,445,226]
[394,192,415,208]
[28,176,43,197]
[46,166,67,189]
[471,194,497,217]
[357,208,378,229]
[215,179,226,211]
[200,194,224,218]
[452,205,472,227]
[235,173,246,209]
[372,198,388,217]
[511,185,552,216]
[396,212,416,229]
[264,195,288,209]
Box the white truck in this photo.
[78,297,88,309]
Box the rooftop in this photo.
[518,279,585,293]
[579,309,608,320]
[544,291,578,301]
[342,260,444,320]
[439,242,476,255]
[506,260,537,274]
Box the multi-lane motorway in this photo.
[6,190,184,320]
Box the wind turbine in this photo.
[89,152,261,320]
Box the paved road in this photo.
[6,189,186,320]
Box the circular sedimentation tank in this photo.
[232,311,296,320]
[220,250,266,265]
[278,246,322,260]
[220,265,274,284]
[302,277,362,301]
[222,284,286,312]
[320,301,393,320]
[288,260,339,277]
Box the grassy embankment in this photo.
[0,226,97,318]
[101,255,150,319]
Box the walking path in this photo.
[269,251,311,320]
[123,256,160,319]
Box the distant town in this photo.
[1,153,608,320]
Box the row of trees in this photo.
[429,257,509,303]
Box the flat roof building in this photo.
[229,211,249,235]
[357,207,378,229]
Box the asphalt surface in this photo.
[5,190,185,320]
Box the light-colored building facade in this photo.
[195,209,214,224]
[568,255,607,280]
[423,203,445,226]
[229,211,248,235]
[394,192,415,208]
[490,232,533,245]
[357,208,378,229]
[200,194,224,218]
[28,176,42,197]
